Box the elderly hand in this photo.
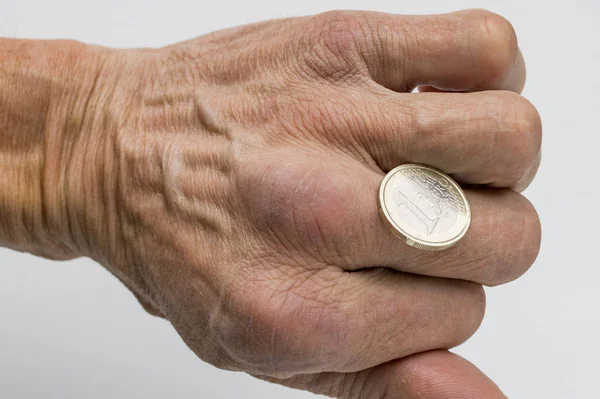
[0,9,541,398]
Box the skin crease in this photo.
[0,9,543,399]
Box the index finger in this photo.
[308,9,525,92]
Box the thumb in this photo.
[259,350,507,399]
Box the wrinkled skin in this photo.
[0,9,541,399]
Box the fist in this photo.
[57,9,541,398]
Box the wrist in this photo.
[0,39,118,260]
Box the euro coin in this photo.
[379,164,470,251]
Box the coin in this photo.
[379,164,471,251]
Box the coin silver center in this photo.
[379,164,471,250]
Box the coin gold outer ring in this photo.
[378,164,471,251]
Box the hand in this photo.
[5,9,541,398]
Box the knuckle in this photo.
[315,9,365,38]
[463,283,487,335]
[435,281,486,347]
[516,195,542,272]
[504,93,543,180]
[469,9,519,80]
[301,10,367,81]
[487,194,541,286]
[515,95,543,152]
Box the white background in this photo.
[0,0,598,398]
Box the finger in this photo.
[261,350,506,399]
[326,270,486,372]
[418,48,526,93]
[246,267,485,375]
[373,189,542,286]
[305,166,541,286]
[311,9,523,92]
[339,89,542,189]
